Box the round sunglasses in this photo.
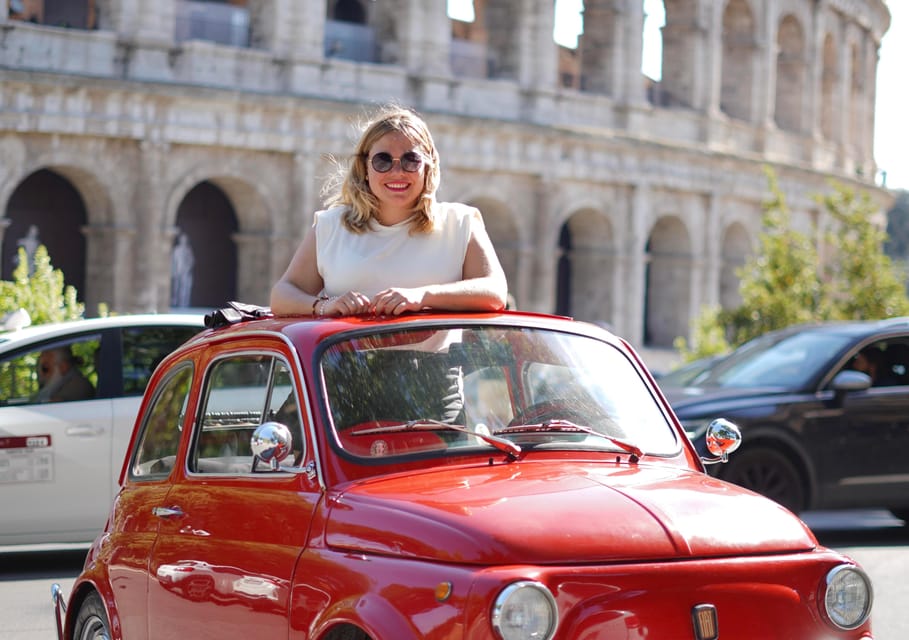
[368,151,425,173]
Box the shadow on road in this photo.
[0,548,88,580]
[803,509,908,547]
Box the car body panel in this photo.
[55,312,874,640]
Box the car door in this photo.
[813,338,909,509]
[147,346,319,639]
[0,331,112,545]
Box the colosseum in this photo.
[0,0,893,351]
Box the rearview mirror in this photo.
[701,418,742,465]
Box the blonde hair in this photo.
[322,104,441,234]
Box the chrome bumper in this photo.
[50,583,67,640]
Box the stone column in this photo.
[132,139,170,312]
[82,223,137,315]
[233,231,271,306]
[0,0,9,23]
[530,178,558,314]
[367,0,449,75]
[579,0,625,97]
[660,0,709,109]
[249,0,323,60]
[624,182,650,346]
[518,0,558,89]
[755,0,779,130]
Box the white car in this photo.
[0,314,205,546]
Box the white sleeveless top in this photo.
[315,202,477,298]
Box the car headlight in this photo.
[823,565,873,630]
[491,580,558,640]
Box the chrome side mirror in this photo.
[701,418,742,465]
[251,422,293,471]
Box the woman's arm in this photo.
[269,225,325,316]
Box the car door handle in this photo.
[152,506,185,519]
[65,424,105,437]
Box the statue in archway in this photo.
[171,232,195,307]
[14,224,41,274]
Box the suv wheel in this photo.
[720,446,806,513]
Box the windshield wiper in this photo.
[349,419,522,460]
[495,420,643,462]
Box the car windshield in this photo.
[320,325,679,459]
[697,331,853,389]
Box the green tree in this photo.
[820,184,909,320]
[677,170,909,360]
[0,245,84,325]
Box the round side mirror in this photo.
[703,418,742,464]
[251,422,293,471]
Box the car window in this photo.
[841,338,909,387]
[0,334,100,406]
[191,355,304,474]
[708,332,853,388]
[323,326,679,458]
[131,364,193,478]
[121,326,200,396]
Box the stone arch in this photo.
[171,181,239,309]
[1,169,88,298]
[1,160,121,314]
[644,215,691,347]
[463,196,520,305]
[554,208,615,326]
[165,170,273,307]
[775,14,806,133]
[821,33,838,141]
[720,0,756,121]
[720,221,750,309]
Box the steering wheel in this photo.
[507,399,593,428]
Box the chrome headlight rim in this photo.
[823,564,873,631]
[491,580,558,640]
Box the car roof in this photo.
[788,316,909,338]
[0,313,206,351]
[188,310,613,349]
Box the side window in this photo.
[121,326,200,396]
[0,335,100,406]
[131,364,193,478]
[191,355,304,474]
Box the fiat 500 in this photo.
[52,310,874,639]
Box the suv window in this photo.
[191,355,304,474]
[0,335,100,406]
[131,364,193,478]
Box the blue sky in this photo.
[448,0,907,191]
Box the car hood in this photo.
[324,462,815,564]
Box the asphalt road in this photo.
[2,510,907,639]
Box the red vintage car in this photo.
[52,310,874,639]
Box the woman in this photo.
[270,105,508,317]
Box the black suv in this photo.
[664,318,909,520]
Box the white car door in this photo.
[0,398,114,545]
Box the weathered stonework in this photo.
[0,0,893,348]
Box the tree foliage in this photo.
[0,245,84,326]
[677,170,909,360]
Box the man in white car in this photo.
[33,346,95,403]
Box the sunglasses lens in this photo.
[370,153,394,172]
[400,152,423,172]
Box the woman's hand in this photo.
[321,291,372,317]
[370,287,425,316]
